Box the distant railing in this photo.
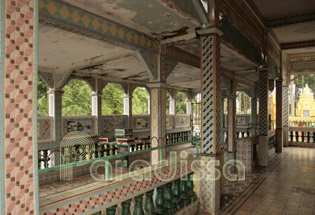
[289,127,315,146]
[38,131,201,172]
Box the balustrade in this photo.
[289,127,315,146]
[90,176,197,215]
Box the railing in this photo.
[38,131,197,170]
[289,127,315,146]
[166,131,191,145]
[92,173,198,215]
[38,131,201,174]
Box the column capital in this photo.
[197,27,223,37]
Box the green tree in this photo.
[62,79,92,116]
[38,77,48,116]
[295,74,315,93]
[166,91,170,114]
[102,83,124,115]
[132,87,149,114]
[176,92,187,114]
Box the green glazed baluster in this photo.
[172,179,182,212]
[164,183,174,215]
[134,195,144,215]
[122,199,131,215]
[187,173,197,203]
[180,177,189,207]
[106,205,117,215]
[155,187,166,215]
[144,190,155,215]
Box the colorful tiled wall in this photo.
[1,0,39,214]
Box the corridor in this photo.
[231,148,315,215]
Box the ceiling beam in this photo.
[222,70,256,87]
[266,12,315,28]
[281,40,315,50]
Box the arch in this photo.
[176,91,187,114]
[236,91,251,114]
[62,79,92,116]
[38,76,49,116]
[102,83,124,115]
[132,87,150,115]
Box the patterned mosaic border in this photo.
[38,0,158,52]
[34,0,40,213]
[0,1,5,214]
[40,159,197,214]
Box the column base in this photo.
[258,136,269,166]
[199,154,221,214]
[276,128,283,153]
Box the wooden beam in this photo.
[281,40,315,50]
[266,12,315,28]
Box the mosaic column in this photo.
[227,95,236,160]
[283,85,289,146]
[198,27,222,214]
[276,80,283,153]
[0,0,39,214]
[258,68,269,166]
[149,84,167,165]
[251,97,258,136]
[48,89,63,165]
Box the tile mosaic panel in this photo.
[236,138,254,173]
[2,0,39,214]
[38,117,52,141]
[201,35,221,154]
[38,0,157,52]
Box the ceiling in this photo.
[62,0,200,39]
[252,0,315,51]
[253,0,315,19]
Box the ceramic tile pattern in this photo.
[232,148,315,215]
[39,159,197,214]
[2,0,38,214]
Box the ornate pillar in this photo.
[123,92,133,129]
[48,89,63,165]
[258,68,269,166]
[169,96,176,115]
[92,79,105,136]
[283,85,289,146]
[186,99,192,115]
[148,83,167,165]
[197,25,223,214]
[1,0,39,214]
[227,80,236,160]
[276,80,283,153]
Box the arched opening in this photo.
[132,87,149,115]
[38,76,49,116]
[236,91,251,114]
[62,79,92,116]
[102,83,124,115]
[175,92,187,114]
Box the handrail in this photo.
[39,136,201,174]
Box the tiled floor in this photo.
[225,147,315,215]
